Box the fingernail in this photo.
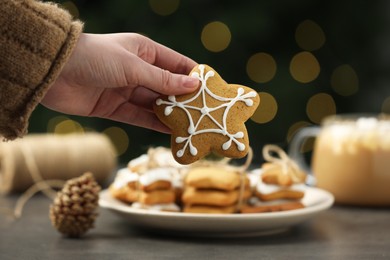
[183,77,199,88]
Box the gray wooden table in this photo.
[1,194,389,260]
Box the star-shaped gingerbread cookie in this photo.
[153,64,260,164]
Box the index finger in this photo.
[138,36,198,75]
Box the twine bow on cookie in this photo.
[262,144,304,185]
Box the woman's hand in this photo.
[41,33,198,133]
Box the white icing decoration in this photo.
[155,64,257,158]
[237,142,246,151]
[112,168,139,189]
[222,139,232,150]
[171,170,184,188]
[189,142,198,156]
[128,154,149,170]
[151,147,188,169]
[256,180,307,195]
[164,106,173,116]
[177,149,184,158]
[139,167,173,186]
[176,137,186,143]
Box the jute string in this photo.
[0,145,65,219]
[234,147,253,212]
[0,133,116,194]
[0,133,117,219]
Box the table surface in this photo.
[1,193,389,260]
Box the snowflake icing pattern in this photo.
[156,65,257,158]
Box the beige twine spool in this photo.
[0,133,117,219]
[0,133,117,195]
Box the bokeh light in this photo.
[246,53,277,83]
[306,93,336,124]
[290,51,320,83]
[47,116,70,133]
[54,119,84,134]
[149,0,180,16]
[103,127,129,156]
[287,121,314,152]
[295,20,326,51]
[286,121,312,143]
[331,64,359,96]
[201,21,231,52]
[382,96,390,114]
[251,92,278,124]
[61,1,79,19]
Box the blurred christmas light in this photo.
[61,1,79,19]
[47,116,70,133]
[250,92,278,124]
[103,127,129,156]
[54,119,84,134]
[306,93,336,124]
[287,121,313,152]
[286,121,312,143]
[295,20,326,51]
[290,51,320,83]
[331,64,359,96]
[246,52,277,83]
[149,0,180,16]
[201,21,231,52]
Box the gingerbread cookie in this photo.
[255,185,305,201]
[110,166,180,207]
[182,186,251,207]
[254,169,307,202]
[109,168,139,203]
[261,162,306,187]
[154,64,260,164]
[138,189,176,205]
[240,201,305,214]
[184,166,249,191]
[139,168,173,192]
[182,165,251,213]
[183,205,237,214]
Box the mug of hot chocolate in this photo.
[289,114,390,206]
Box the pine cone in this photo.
[49,172,101,238]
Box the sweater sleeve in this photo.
[0,0,83,140]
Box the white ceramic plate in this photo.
[99,187,334,237]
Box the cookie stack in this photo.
[241,163,307,213]
[109,147,188,212]
[182,166,251,214]
[109,167,139,204]
[109,167,181,212]
[134,167,178,211]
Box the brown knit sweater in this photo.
[0,0,82,140]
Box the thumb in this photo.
[130,58,199,95]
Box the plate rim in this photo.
[99,187,334,220]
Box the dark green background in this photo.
[30,0,390,164]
